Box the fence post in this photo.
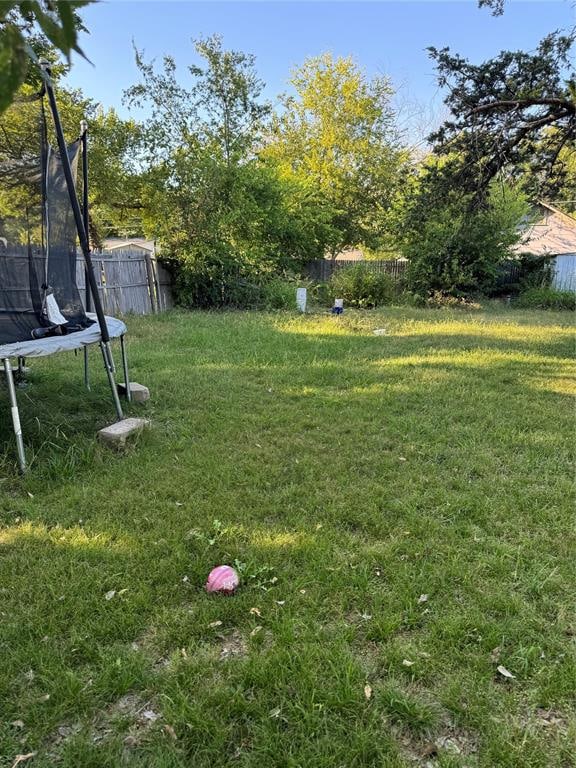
[144,252,158,314]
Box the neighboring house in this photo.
[328,248,365,261]
[513,202,576,291]
[101,238,156,255]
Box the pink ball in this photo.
[206,565,239,595]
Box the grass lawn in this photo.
[0,305,574,767]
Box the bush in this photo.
[515,287,575,311]
[170,254,301,310]
[328,264,399,308]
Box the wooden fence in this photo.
[305,257,530,290]
[305,258,408,282]
[76,249,173,315]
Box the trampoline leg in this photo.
[83,347,90,390]
[100,342,124,421]
[3,359,26,473]
[120,335,131,403]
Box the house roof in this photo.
[102,238,155,253]
[513,202,576,257]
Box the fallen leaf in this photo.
[180,647,188,658]
[497,665,515,679]
[141,709,160,722]
[11,753,36,767]
[402,659,414,667]
[398,456,407,462]
[39,694,50,702]
[117,589,128,596]
[418,594,429,604]
[249,607,261,617]
[268,707,281,718]
[275,600,285,606]
[299,589,306,595]
[175,502,183,507]
[164,724,177,740]
[11,721,24,729]
[131,642,139,651]
[105,590,116,601]
[364,684,372,700]
[250,625,263,637]
[269,576,278,584]
[182,575,189,583]
[27,492,34,499]
[209,621,223,628]
[255,443,262,448]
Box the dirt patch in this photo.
[91,693,162,748]
[395,720,479,766]
[219,630,247,660]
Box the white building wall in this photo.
[552,254,576,292]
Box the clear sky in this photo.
[66,0,574,142]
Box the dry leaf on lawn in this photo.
[364,684,372,700]
[105,590,116,601]
[497,665,515,679]
[11,754,36,768]
[249,607,261,617]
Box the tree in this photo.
[0,1,93,112]
[263,53,406,259]
[394,158,528,294]
[125,36,325,306]
[427,31,575,204]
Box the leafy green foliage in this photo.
[127,37,332,307]
[428,31,575,202]
[516,286,576,311]
[395,162,529,295]
[328,264,399,308]
[264,53,407,258]
[0,1,92,112]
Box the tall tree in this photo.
[263,53,406,259]
[428,31,575,203]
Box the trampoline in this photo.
[1,62,131,472]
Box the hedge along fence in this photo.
[304,258,408,282]
[304,257,535,292]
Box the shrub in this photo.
[515,287,575,311]
[328,264,399,308]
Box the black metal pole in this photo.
[80,119,91,390]
[41,63,110,344]
[80,120,91,313]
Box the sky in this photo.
[66,0,574,143]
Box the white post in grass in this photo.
[296,287,307,313]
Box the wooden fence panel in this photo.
[76,249,173,315]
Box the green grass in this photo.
[0,304,574,767]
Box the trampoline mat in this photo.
[0,314,126,359]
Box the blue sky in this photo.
[66,1,573,141]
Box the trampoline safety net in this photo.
[0,91,91,345]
